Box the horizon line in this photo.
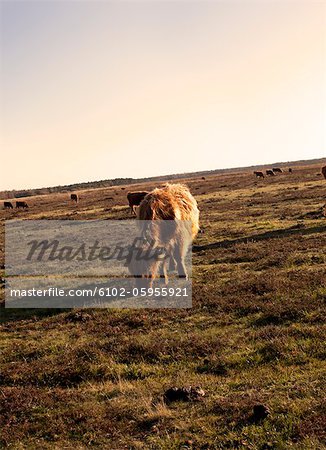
[1,155,325,194]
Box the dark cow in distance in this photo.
[127,191,149,214]
[254,171,264,178]
[322,166,326,179]
[272,168,283,173]
[266,170,275,176]
[4,201,13,209]
[71,194,78,202]
[288,168,293,173]
[16,201,28,209]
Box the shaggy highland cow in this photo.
[128,184,199,287]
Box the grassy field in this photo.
[0,163,325,449]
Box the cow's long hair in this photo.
[128,184,199,286]
[137,183,199,237]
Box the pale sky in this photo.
[0,0,325,191]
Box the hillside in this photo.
[1,157,325,201]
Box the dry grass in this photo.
[0,163,325,449]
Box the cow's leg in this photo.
[148,260,160,288]
[168,255,176,272]
[162,260,169,285]
[173,247,188,279]
[158,259,169,284]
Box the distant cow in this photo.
[266,170,275,176]
[288,168,293,173]
[4,201,13,209]
[70,194,78,202]
[322,166,326,179]
[272,168,283,173]
[127,191,149,214]
[254,171,264,178]
[201,177,206,180]
[16,201,28,209]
